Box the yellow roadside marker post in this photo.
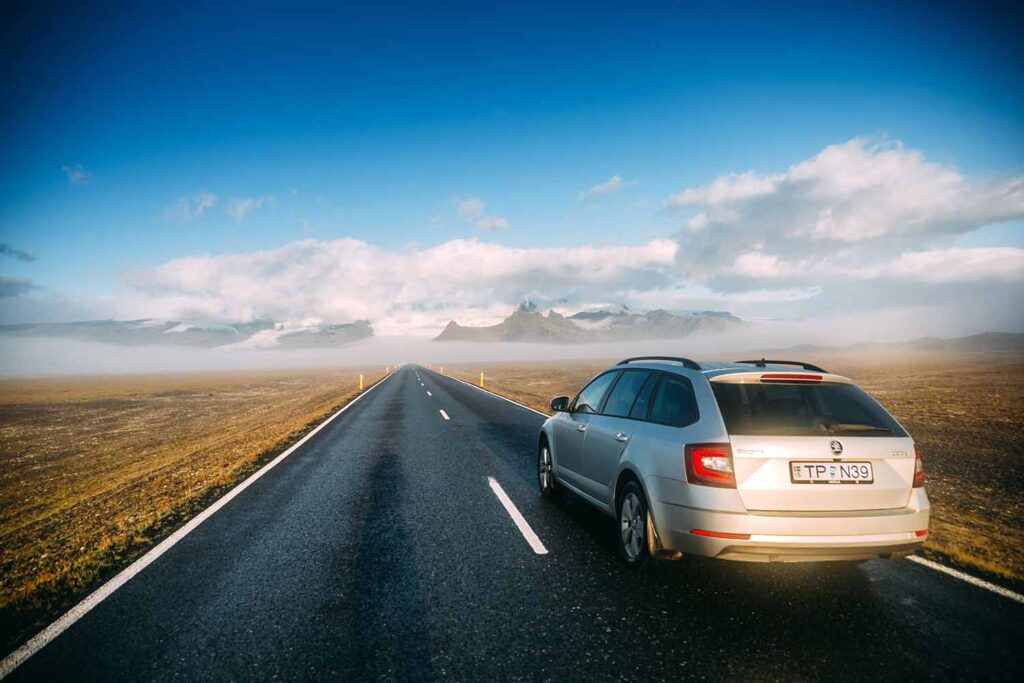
[480,372,485,388]
[359,374,364,391]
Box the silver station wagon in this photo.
[537,357,929,568]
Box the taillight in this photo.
[913,447,925,488]
[685,443,736,488]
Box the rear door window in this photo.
[601,370,652,417]
[572,371,619,414]
[711,382,907,436]
[648,374,699,427]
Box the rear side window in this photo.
[711,382,907,437]
[602,370,652,417]
[572,371,619,414]
[649,375,699,427]
[629,373,659,420]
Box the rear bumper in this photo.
[647,477,930,563]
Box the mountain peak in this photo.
[434,304,742,343]
[515,300,539,314]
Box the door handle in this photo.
[615,432,629,443]
[576,424,588,432]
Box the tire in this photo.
[538,441,559,498]
[616,481,651,569]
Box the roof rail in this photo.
[734,358,828,373]
[617,356,702,371]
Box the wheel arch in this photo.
[613,464,647,506]
[613,465,664,554]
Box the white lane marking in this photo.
[0,373,394,680]
[487,477,548,555]
[426,391,432,396]
[907,555,1024,604]
[439,409,450,420]
[430,370,550,418]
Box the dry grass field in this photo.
[0,367,384,647]
[446,353,1024,586]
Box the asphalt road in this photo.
[7,365,1023,681]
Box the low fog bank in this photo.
[2,308,1018,378]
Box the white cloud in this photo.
[846,247,1024,283]
[728,252,791,278]
[473,215,510,231]
[20,137,1022,339]
[123,237,679,335]
[667,171,778,207]
[62,164,91,186]
[164,191,218,221]
[227,196,272,223]
[457,197,509,231]
[580,174,630,201]
[625,282,823,309]
[667,138,1024,278]
[458,198,485,219]
[725,247,1024,284]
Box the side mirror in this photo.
[550,396,569,412]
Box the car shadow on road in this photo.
[542,493,942,681]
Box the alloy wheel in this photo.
[539,446,553,492]
[620,492,645,560]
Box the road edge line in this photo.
[427,369,551,418]
[0,371,394,680]
[907,555,1024,604]
[487,477,548,555]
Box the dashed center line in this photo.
[439,409,450,420]
[427,391,432,396]
[487,477,548,555]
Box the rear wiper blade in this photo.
[825,423,892,434]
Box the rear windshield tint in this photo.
[711,382,907,437]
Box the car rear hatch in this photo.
[710,371,916,512]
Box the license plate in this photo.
[790,461,873,485]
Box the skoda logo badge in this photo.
[830,440,843,456]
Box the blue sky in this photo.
[1,0,1022,335]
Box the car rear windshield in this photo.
[711,381,907,437]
